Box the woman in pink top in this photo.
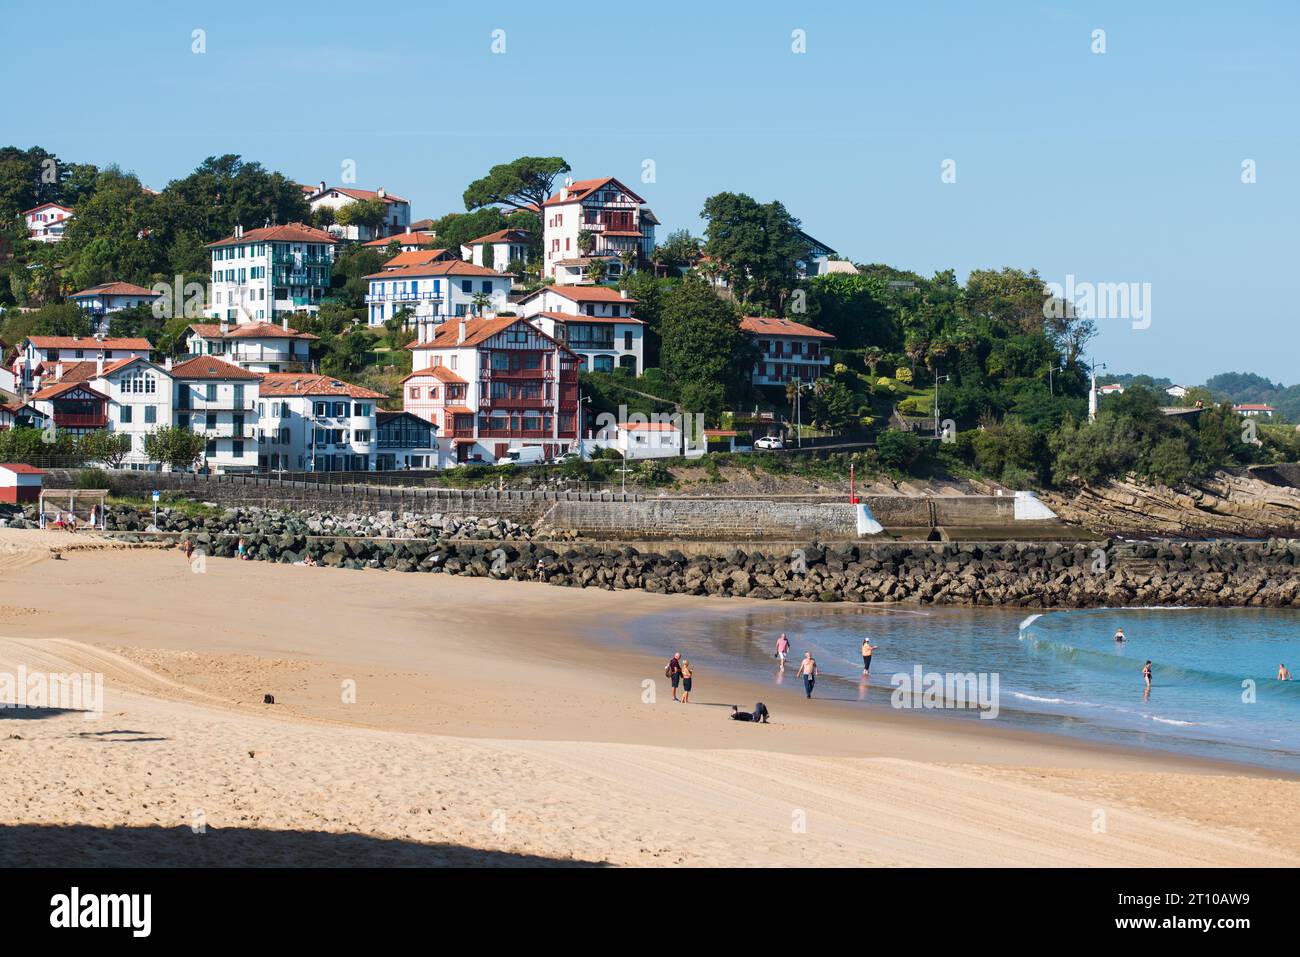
[774,633,791,668]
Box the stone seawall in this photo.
[115,529,1300,609]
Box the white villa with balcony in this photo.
[207,223,336,323]
[171,356,261,472]
[23,202,73,243]
[184,320,318,373]
[739,316,836,386]
[461,229,532,273]
[68,282,163,335]
[363,261,512,339]
[87,357,176,469]
[306,184,411,243]
[257,372,384,472]
[541,176,657,284]
[517,286,644,375]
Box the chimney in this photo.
[282,315,289,332]
[619,288,628,299]
[377,187,386,199]
[164,356,173,371]
[235,224,244,238]
[95,352,104,377]
[55,362,64,381]
[559,186,568,201]
[457,318,467,344]
[220,316,231,335]
[405,225,412,235]
[319,180,325,193]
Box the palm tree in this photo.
[577,229,595,256]
[584,259,606,285]
[618,249,635,279]
[470,292,492,316]
[863,346,884,377]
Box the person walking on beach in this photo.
[680,660,693,704]
[1278,663,1292,681]
[1142,660,1152,690]
[795,652,818,698]
[665,652,683,702]
[775,633,791,668]
[861,638,876,674]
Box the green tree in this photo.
[78,430,132,468]
[335,198,387,232]
[143,426,207,471]
[659,278,755,405]
[462,156,571,212]
[700,192,811,312]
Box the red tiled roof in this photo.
[442,406,475,416]
[621,421,678,431]
[30,381,109,401]
[257,372,385,399]
[21,202,72,216]
[1233,403,1275,411]
[312,186,409,205]
[68,281,159,299]
[363,261,510,280]
[535,310,644,326]
[530,286,638,305]
[187,323,318,341]
[739,316,836,340]
[379,249,457,269]
[208,223,336,248]
[25,336,153,351]
[464,229,532,246]
[362,231,440,249]
[542,177,645,207]
[406,316,570,353]
[401,366,468,384]
[0,463,45,474]
[171,356,262,380]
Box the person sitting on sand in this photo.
[1279,663,1292,681]
[237,537,249,561]
[302,554,317,567]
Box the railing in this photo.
[482,397,548,410]
[364,291,444,303]
[179,400,257,412]
[274,272,328,287]
[53,413,108,428]
[271,253,331,266]
[566,340,617,351]
[482,367,551,380]
[198,426,255,439]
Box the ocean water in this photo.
[627,605,1300,772]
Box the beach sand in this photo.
[0,527,1296,867]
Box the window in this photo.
[206,413,218,430]
[205,384,217,402]
[144,406,157,424]
[461,280,472,294]
[120,406,133,423]
[355,429,372,443]
[409,387,420,399]
[314,401,328,416]
[481,281,491,294]
[232,440,244,457]
[333,401,346,417]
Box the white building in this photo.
[207,223,337,323]
[68,282,163,335]
[184,320,318,373]
[363,260,512,336]
[739,316,835,386]
[1165,385,1189,399]
[403,315,582,465]
[461,229,532,272]
[307,184,411,242]
[517,286,644,375]
[91,357,176,468]
[15,335,154,393]
[593,421,682,459]
[541,176,657,284]
[1233,403,1275,418]
[257,372,384,472]
[23,202,73,243]
[171,356,261,472]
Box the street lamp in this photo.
[932,373,950,440]
[1088,360,1108,422]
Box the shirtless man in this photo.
[795,652,819,699]
[1279,663,1292,681]
[1114,629,1126,644]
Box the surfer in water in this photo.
[1114,629,1127,644]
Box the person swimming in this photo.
[1114,629,1126,644]
[1279,664,1292,681]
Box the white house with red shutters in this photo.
[403,315,581,465]
[306,184,411,242]
[517,286,644,375]
[363,260,512,335]
[739,316,836,387]
[14,335,154,393]
[23,203,73,243]
[541,176,657,284]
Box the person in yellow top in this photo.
[861,639,876,674]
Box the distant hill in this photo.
[1204,372,1300,423]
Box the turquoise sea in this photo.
[628,605,1300,772]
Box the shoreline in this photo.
[1,528,1297,867]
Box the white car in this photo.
[753,435,785,450]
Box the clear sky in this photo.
[3,0,1296,383]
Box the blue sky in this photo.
[3,0,1297,383]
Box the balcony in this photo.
[365,291,444,303]
[482,367,550,380]
[195,425,254,439]
[483,397,549,410]
[566,340,617,352]
[271,252,331,267]
[54,412,108,429]
[274,273,328,287]
[179,399,256,412]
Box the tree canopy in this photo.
[462,156,571,212]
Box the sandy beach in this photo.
[1,527,1296,867]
